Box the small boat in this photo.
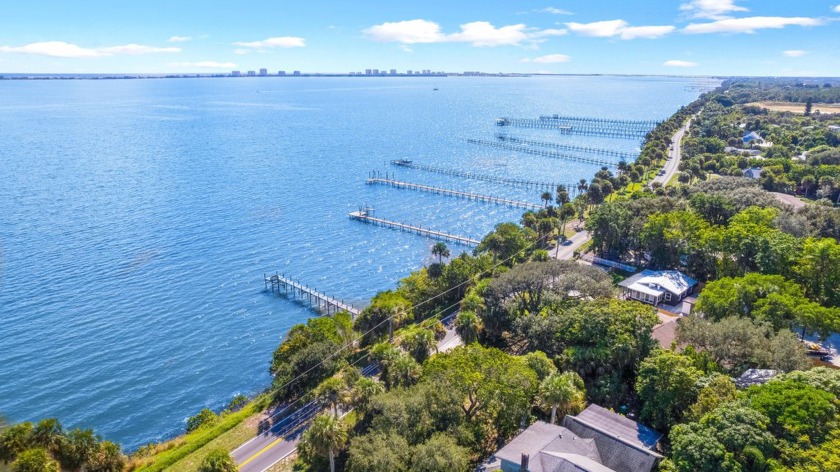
[433,87,438,91]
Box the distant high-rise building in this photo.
[231,70,241,77]
[390,69,397,75]
[293,70,301,76]
[407,70,413,75]
[365,69,372,75]
[372,69,379,75]
[259,68,267,76]
[278,70,286,76]
[246,70,256,77]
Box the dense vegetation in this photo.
[4,77,840,472]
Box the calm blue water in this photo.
[0,76,701,449]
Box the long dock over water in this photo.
[264,273,361,317]
[538,114,658,132]
[389,160,574,194]
[349,209,480,246]
[494,134,637,160]
[366,174,543,210]
[468,139,617,167]
[495,117,649,139]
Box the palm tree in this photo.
[314,377,347,417]
[303,413,348,472]
[431,242,450,264]
[538,372,586,424]
[454,311,482,344]
[577,179,589,195]
[388,353,421,388]
[400,327,436,363]
[541,191,553,207]
[351,377,384,413]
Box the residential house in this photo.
[734,369,778,388]
[487,406,664,472]
[743,167,763,179]
[618,270,697,306]
[742,131,764,144]
[828,125,840,132]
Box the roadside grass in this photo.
[131,395,270,472]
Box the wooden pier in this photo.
[264,273,361,317]
[495,117,649,139]
[494,134,637,160]
[349,208,480,246]
[366,174,543,210]
[537,114,658,132]
[389,160,572,193]
[467,139,617,167]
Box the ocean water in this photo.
[0,76,702,449]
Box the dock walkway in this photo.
[390,160,569,192]
[349,210,480,246]
[494,134,636,160]
[495,117,649,139]
[264,273,360,317]
[366,175,542,210]
[468,139,617,167]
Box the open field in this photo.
[747,101,840,114]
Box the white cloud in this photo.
[566,20,675,39]
[399,45,414,53]
[566,19,627,37]
[684,16,824,34]
[447,22,530,46]
[233,49,249,55]
[363,19,566,47]
[522,54,571,63]
[540,7,574,15]
[0,41,180,58]
[834,4,840,13]
[783,49,807,57]
[618,25,676,39]
[171,61,237,69]
[363,19,444,44]
[664,60,699,67]
[233,36,306,49]
[168,36,193,43]
[679,0,748,20]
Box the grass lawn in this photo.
[164,410,265,472]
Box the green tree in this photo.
[186,408,217,433]
[198,448,237,472]
[410,434,471,472]
[56,428,98,471]
[30,419,62,455]
[346,432,409,472]
[10,448,59,472]
[422,345,539,442]
[747,380,837,444]
[302,413,348,472]
[354,291,412,346]
[0,422,33,464]
[387,353,422,389]
[686,375,739,422]
[805,97,813,116]
[85,441,124,472]
[454,310,482,345]
[669,423,741,472]
[541,191,553,207]
[400,326,437,363]
[636,351,703,431]
[314,377,348,417]
[523,351,557,381]
[475,222,533,265]
[431,242,450,264]
[796,237,840,307]
[538,372,586,424]
[351,377,384,413]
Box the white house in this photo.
[743,167,763,179]
[742,131,764,144]
[618,270,697,306]
[828,125,840,133]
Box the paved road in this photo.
[650,118,691,187]
[232,319,462,471]
[772,192,807,209]
[552,229,591,260]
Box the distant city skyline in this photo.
[1,0,839,76]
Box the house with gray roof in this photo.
[742,131,764,144]
[618,270,697,306]
[487,405,663,472]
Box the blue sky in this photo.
[1,0,838,76]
